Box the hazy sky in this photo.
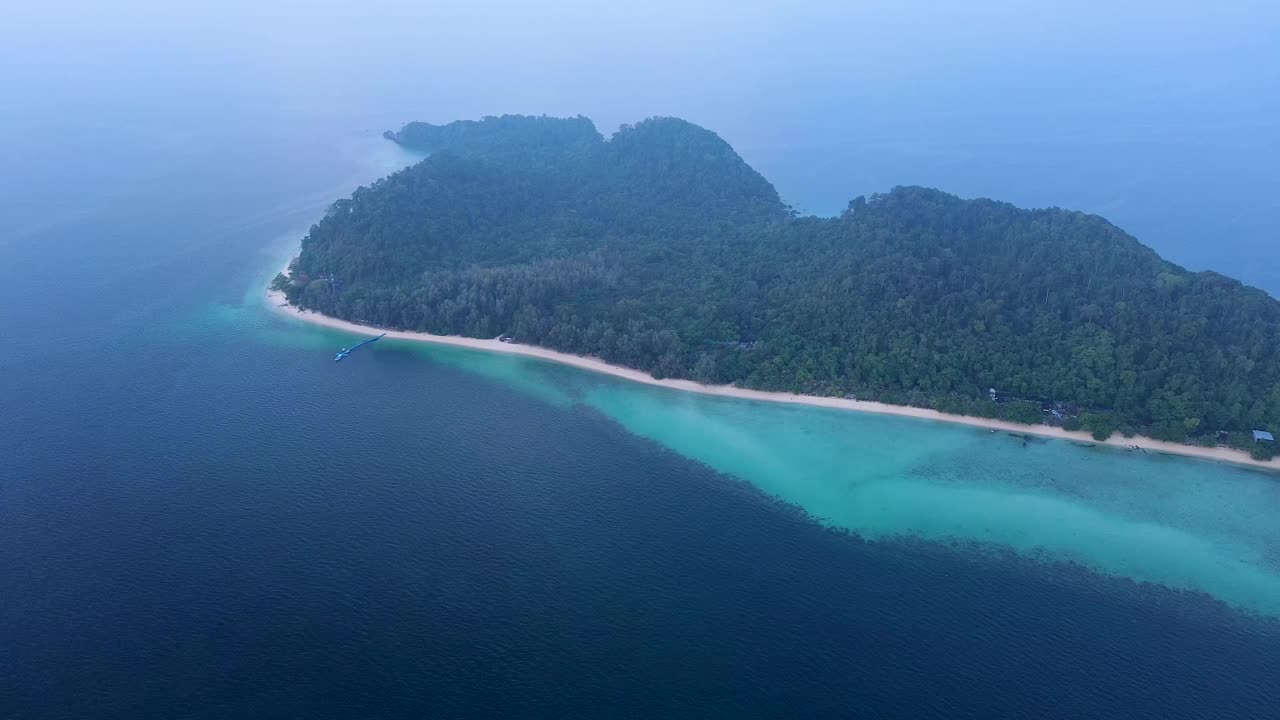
[3,1,1277,284]
[6,1,1276,128]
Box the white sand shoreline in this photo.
[265,281,1278,473]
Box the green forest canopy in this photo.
[280,115,1280,451]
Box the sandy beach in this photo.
[266,284,1278,473]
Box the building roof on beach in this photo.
[1254,430,1275,442]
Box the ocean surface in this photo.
[2,128,1279,720]
[4,12,1280,712]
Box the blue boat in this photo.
[335,333,386,361]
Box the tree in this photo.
[1081,412,1119,441]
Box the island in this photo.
[272,115,1280,465]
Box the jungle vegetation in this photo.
[280,115,1280,451]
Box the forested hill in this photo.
[384,115,602,167]
[281,115,1280,453]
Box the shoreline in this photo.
[265,283,1278,473]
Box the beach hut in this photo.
[1254,430,1275,444]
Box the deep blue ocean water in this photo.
[1,122,1278,719]
[4,7,1280,712]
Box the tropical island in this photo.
[272,115,1280,463]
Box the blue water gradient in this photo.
[308,329,1280,618]
[4,122,1280,719]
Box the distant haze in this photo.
[3,0,1277,290]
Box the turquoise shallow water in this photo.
[264,315,1280,618]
